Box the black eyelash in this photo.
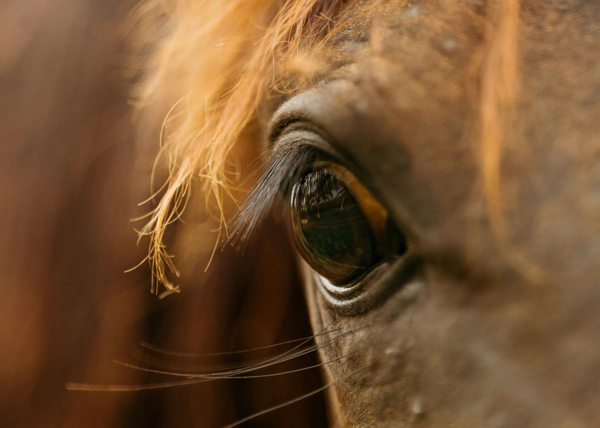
[227,144,323,245]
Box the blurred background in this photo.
[0,1,327,426]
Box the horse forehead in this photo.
[329,0,600,115]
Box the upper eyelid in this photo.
[267,79,355,147]
[268,93,317,146]
[273,123,383,209]
[272,122,345,164]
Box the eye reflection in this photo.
[290,162,404,285]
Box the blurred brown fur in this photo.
[0,1,326,427]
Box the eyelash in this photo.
[228,144,326,245]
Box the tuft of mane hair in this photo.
[127,0,351,293]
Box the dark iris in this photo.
[290,166,389,285]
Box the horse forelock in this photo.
[127,0,354,292]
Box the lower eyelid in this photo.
[309,254,422,316]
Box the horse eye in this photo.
[289,162,406,285]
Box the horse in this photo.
[3,0,599,427]
[122,0,600,426]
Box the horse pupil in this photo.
[290,168,380,284]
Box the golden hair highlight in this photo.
[480,0,545,282]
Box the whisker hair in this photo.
[139,327,340,357]
[112,354,345,380]
[66,324,361,393]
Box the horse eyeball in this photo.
[289,162,406,285]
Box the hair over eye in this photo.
[289,162,406,285]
